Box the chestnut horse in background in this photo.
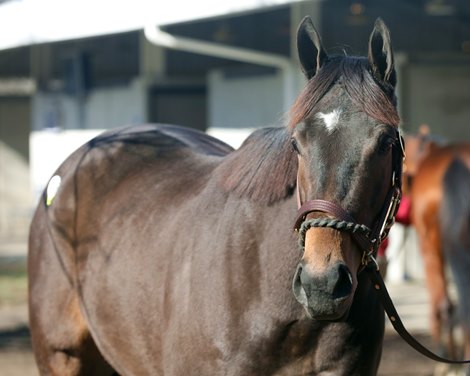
[28,18,402,375]
[407,128,470,369]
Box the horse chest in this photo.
[157,317,371,375]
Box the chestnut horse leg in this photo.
[28,206,116,376]
[415,216,456,359]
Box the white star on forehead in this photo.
[316,109,341,132]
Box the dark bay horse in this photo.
[407,131,470,369]
[28,17,402,375]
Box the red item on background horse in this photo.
[377,195,411,256]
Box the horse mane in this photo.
[289,55,400,129]
[216,127,297,204]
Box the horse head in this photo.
[291,17,403,320]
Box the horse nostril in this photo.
[293,264,303,292]
[332,264,353,299]
[292,264,308,305]
[293,262,353,304]
[299,265,313,287]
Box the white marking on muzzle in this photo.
[317,109,341,132]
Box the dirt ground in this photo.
[0,305,38,376]
[0,304,450,376]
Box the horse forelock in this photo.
[288,56,400,129]
[216,127,298,204]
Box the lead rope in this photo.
[298,216,377,270]
[297,217,470,364]
[298,218,371,249]
[365,261,470,364]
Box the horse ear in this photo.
[368,18,396,87]
[297,16,328,80]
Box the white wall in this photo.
[32,78,145,130]
[386,225,424,282]
[29,129,104,202]
[86,79,145,129]
[0,141,32,241]
[405,62,470,141]
[208,69,286,129]
[206,127,254,149]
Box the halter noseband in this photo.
[293,128,405,267]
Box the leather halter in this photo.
[292,129,470,364]
[294,128,404,266]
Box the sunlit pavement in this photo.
[384,280,431,334]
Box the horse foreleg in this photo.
[417,228,455,355]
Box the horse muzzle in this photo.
[292,261,355,320]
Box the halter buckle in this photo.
[378,187,401,242]
[397,129,406,159]
[362,251,379,270]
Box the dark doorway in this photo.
[148,86,207,132]
[0,97,31,160]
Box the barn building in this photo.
[0,0,469,279]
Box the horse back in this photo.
[31,126,228,288]
[31,123,232,271]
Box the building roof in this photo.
[0,0,301,51]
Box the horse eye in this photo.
[291,138,300,154]
[378,137,394,154]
